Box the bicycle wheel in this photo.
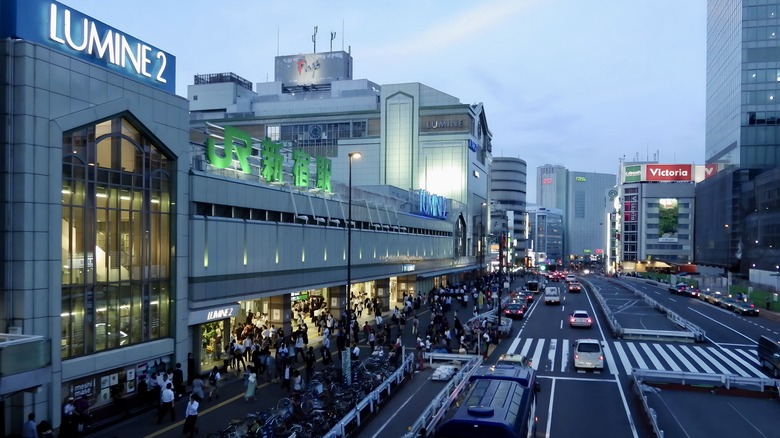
[276,398,293,411]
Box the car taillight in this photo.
[504,310,510,314]
[574,354,579,359]
[750,304,754,308]
[569,317,574,322]
[587,318,592,323]
[599,355,604,360]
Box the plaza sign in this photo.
[0,0,176,93]
[416,190,448,219]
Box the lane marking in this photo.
[697,347,733,374]
[626,343,648,370]
[734,348,760,365]
[719,348,765,378]
[679,345,715,374]
[613,342,633,375]
[653,344,682,371]
[370,376,432,438]
[667,345,700,373]
[547,339,558,372]
[640,343,664,370]
[545,378,556,438]
[520,338,533,358]
[708,348,751,377]
[560,339,569,372]
[602,342,620,375]
[687,307,757,345]
[531,339,546,371]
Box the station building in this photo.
[0,0,488,434]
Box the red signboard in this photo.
[645,164,693,182]
[542,178,553,185]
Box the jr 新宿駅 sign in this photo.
[0,0,176,93]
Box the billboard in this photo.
[646,164,693,182]
[624,165,642,183]
[658,198,679,242]
[275,51,352,87]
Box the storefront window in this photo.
[200,321,226,371]
[61,117,173,359]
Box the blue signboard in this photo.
[0,0,176,93]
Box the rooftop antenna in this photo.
[330,31,336,52]
[341,20,345,50]
[276,26,280,56]
[312,26,318,53]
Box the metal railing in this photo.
[580,277,624,337]
[632,368,780,438]
[402,354,483,437]
[321,350,416,438]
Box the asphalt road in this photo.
[90,274,780,438]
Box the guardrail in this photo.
[401,353,483,438]
[631,368,780,438]
[615,280,706,342]
[322,349,416,438]
[579,277,624,337]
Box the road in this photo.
[91,274,780,438]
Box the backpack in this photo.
[208,371,217,385]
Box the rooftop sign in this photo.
[0,0,176,93]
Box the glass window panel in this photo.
[96,137,112,169]
[120,138,137,172]
[758,69,767,82]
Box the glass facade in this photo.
[707,0,780,168]
[60,117,173,359]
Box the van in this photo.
[544,287,560,305]
[757,336,780,377]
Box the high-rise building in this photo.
[491,157,528,267]
[706,0,780,170]
[526,206,564,267]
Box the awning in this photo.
[416,265,476,279]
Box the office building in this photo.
[490,157,528,267]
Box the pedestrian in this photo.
[305,346,316,382]
[244,372,257,401]
[181,394,199,438]
[23,413,38,438]
[191,376,205,402]
[281,361,292,392]
[412,315,419,335]
[369,330,376,350]
[766,296,772,310]
[207,366,220,401]
[292,370,304,393]
[156,382,175,423]
[187,353,195,386]
[172,362,185,400]
[351,343,361,361]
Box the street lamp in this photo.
[347,152,361,324]
[724,224,731,294]
[480,202,487,275]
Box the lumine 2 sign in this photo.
[0,0,176,93]
[206,125,332,192]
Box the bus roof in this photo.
[470,364,535,388]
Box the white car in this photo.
[573,339,604,370]
[569,310,592,328]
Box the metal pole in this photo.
[348,157,353,322]
[347,152,361,324]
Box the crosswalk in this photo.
[506,337,766,378]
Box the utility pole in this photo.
[498,232,505,327]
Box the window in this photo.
[61,117,173,359]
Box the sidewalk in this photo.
[89,305,434,438]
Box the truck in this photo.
[544,287,560,305]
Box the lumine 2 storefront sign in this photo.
[206,125,333,192]
[0,0,176,93]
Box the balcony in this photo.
[0,334,52,396]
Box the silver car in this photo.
[569,310,592,328]
[573,339,604,370]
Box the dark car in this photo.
[568,282,583,293]
[668,282,688,295]
[733,299,760,316]
[720,295,738,311]
[503,302,526,319]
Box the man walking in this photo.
[181,394,200,438]
[156,383,175,423]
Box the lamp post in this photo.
[480,202,487,275]
[724,224,731,295]
[347,152,361,324]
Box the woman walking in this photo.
[244,371,257,401]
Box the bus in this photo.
[434,365,538,438]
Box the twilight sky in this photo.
[60,0,706,202]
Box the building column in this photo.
[268,295,292,337]
[374,279,390,313]
[327,286,347,320]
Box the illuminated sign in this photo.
[646,164,692,182]
[0,0,176,93]
[188,304,240,325]
[542,178,553,185]
[704,163,719,179]
[275,51,352,87]
[469,140,478,151]
[575,176,586,182]
[402,264,416,272]
[416,190,448,219]
[420,115,472,133]
[205,125,332,192]
[290,291,309,301]
[624,165,642,183]
[658,198,679,242]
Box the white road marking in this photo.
[667,345,700,373]
[697,347,733,374]
[640,343,664,370]
[627,343,648,369]
[719,348,765,378]
[547,339,558,372]
[687,307,757,345]
[679,345,715,374]
[560,339,569,372]
[602,342,620,375]
[653,344,682,371]
[708,348,751,377]
[520,338,533,358]
[613,342,633,375]
[531,339,546,371]
[545,378,556,438]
